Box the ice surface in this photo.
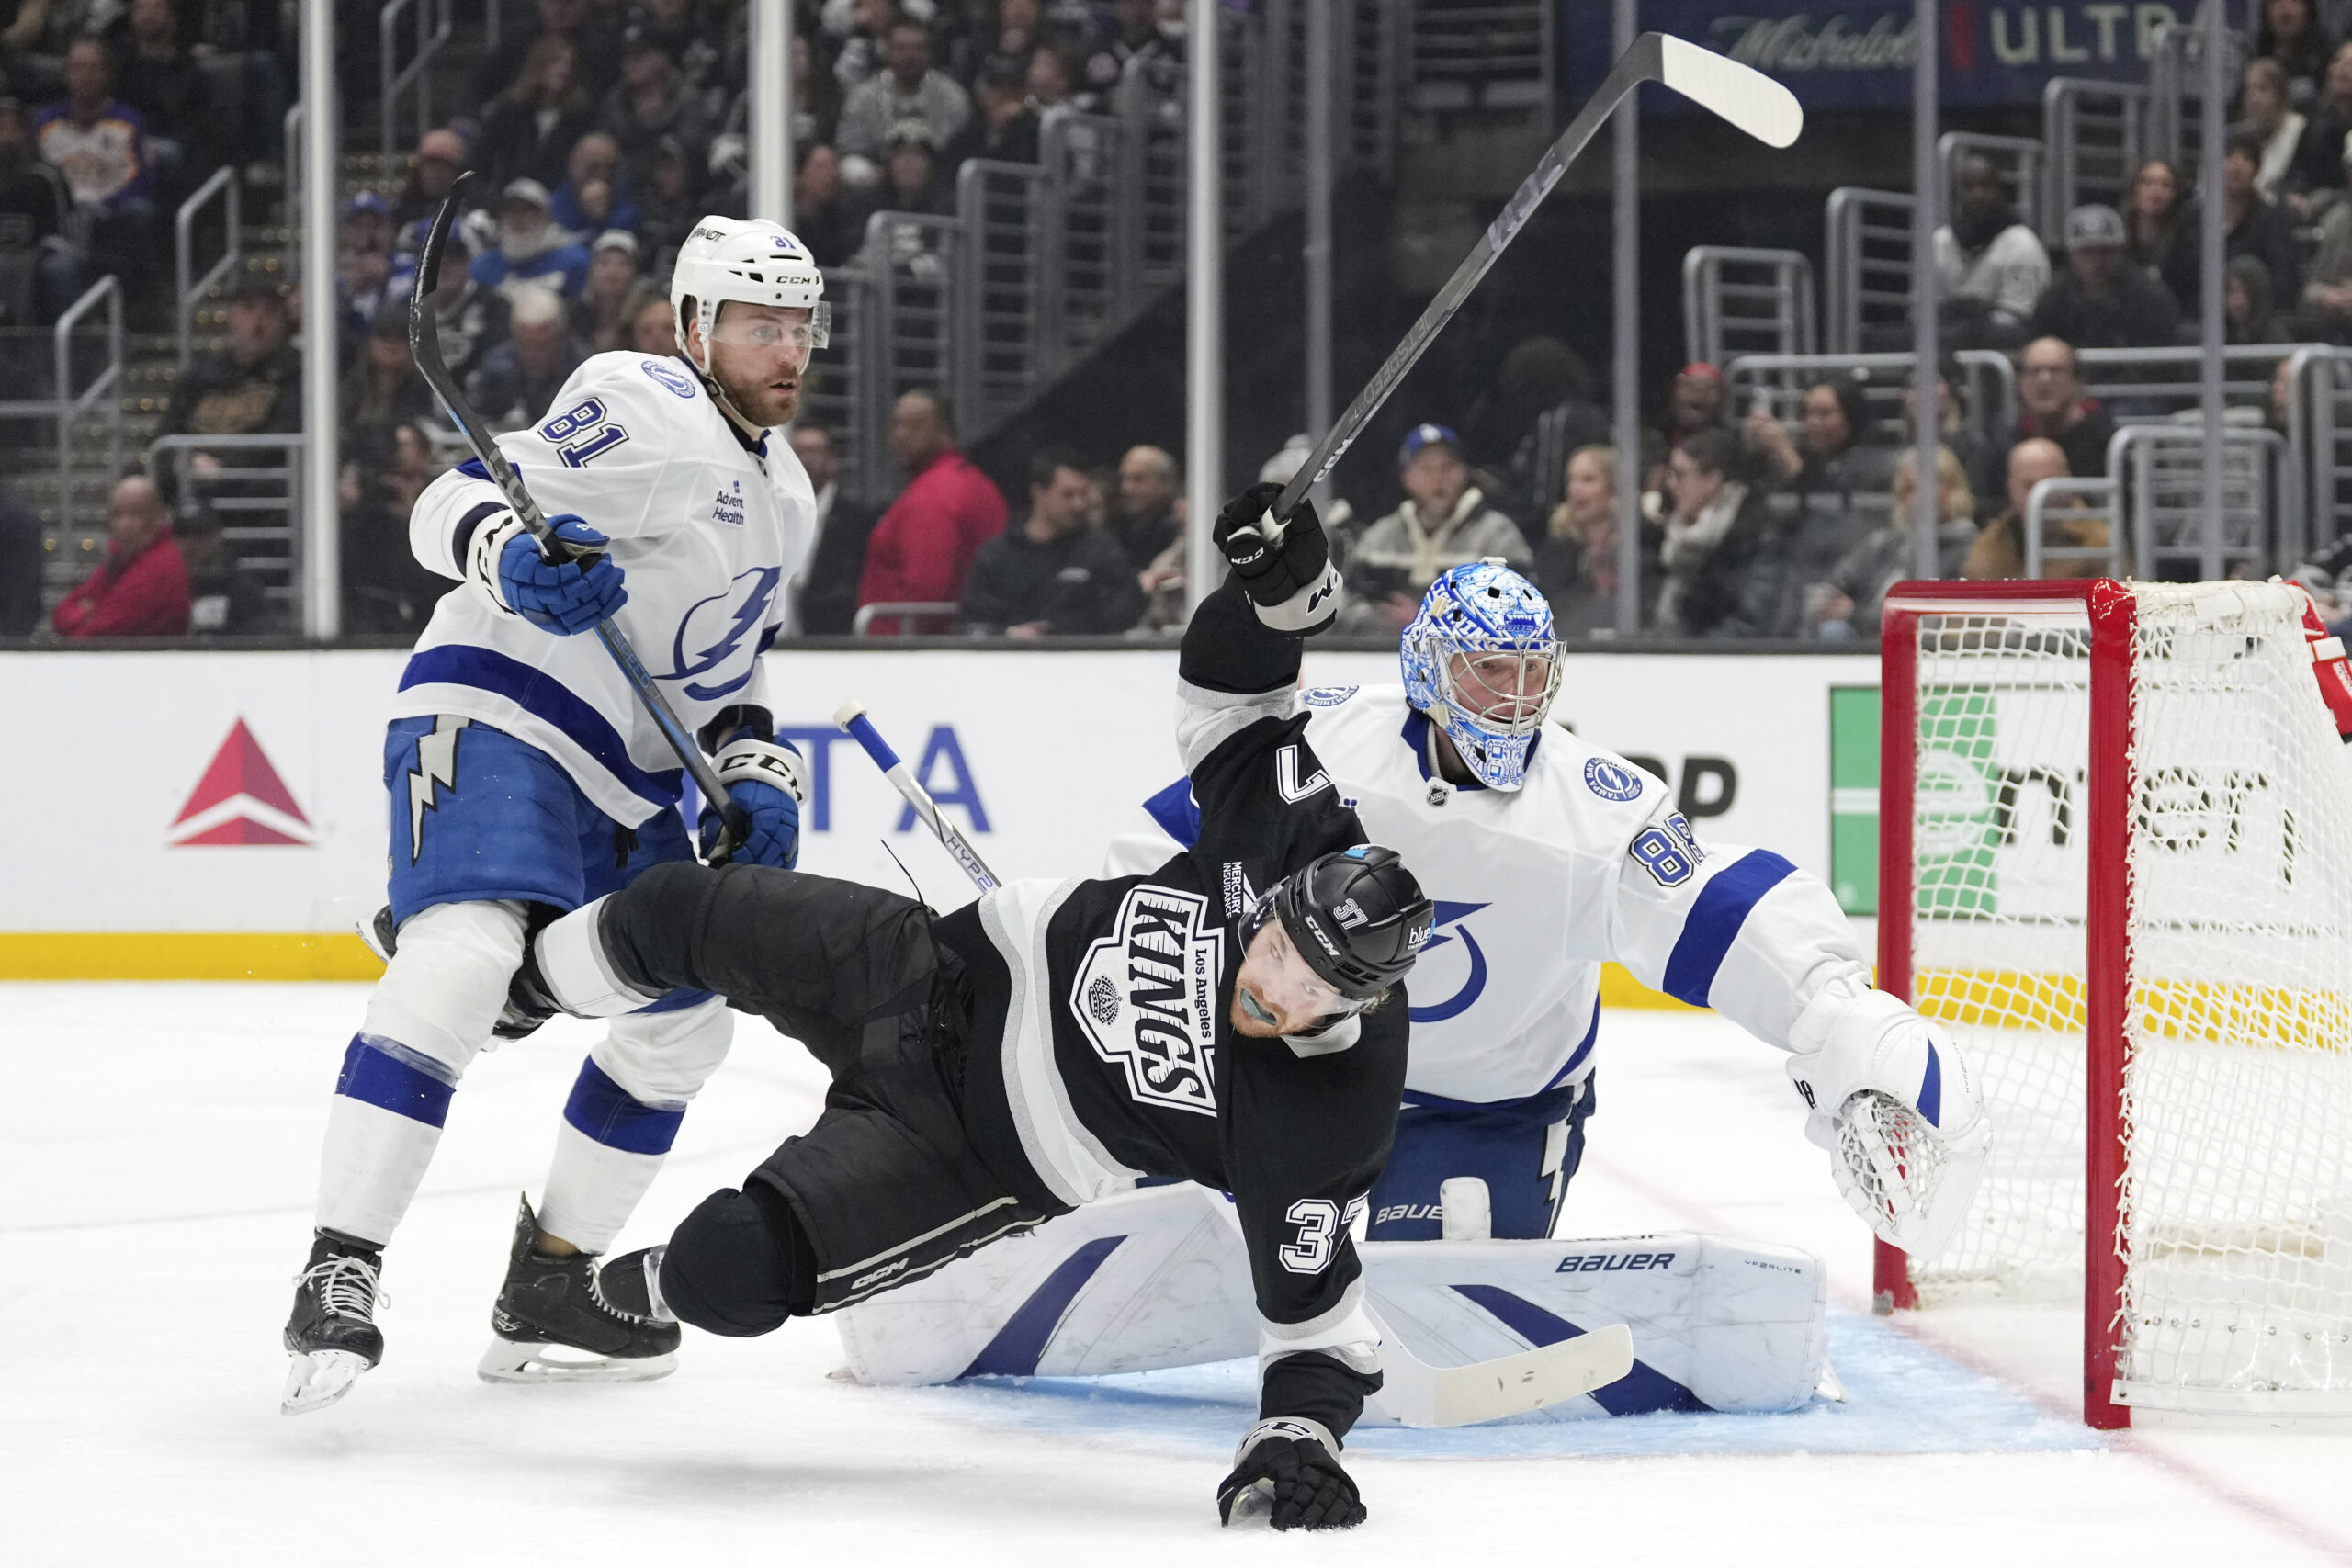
[6,984,2352,1565]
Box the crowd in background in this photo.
[14,0,2352,644]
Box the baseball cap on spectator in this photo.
[345,191,390,221]
[501,178,553,211]
[885,118,936,152]
[978,53,1027,94]
[2063,203,2125,250]
[228,273,285,305]
[1260,433,1314,487]
[1677,362,1724,385]
[1398,423,1462,468]
[590,230,639,261]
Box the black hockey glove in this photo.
[1213,481,1331,613]
[1216,1418,1366,1531]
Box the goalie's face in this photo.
[693,301,817,428]
[1442,648,1558,733]
[1232,919,1355,1038]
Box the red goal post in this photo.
[1875,579,2352,1430]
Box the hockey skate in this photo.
[282,1230,386,1415]
[359,905,556,1042]
[478,1196,679,1383]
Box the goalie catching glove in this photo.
[696,736,806,869]
[1213,481,1342,634]
[467,512,628,635]
[1785,975,1990,1262]
[1216,1417,1366,1532]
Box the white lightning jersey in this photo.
[397,353,818,826]
[1104,683,1869,1107]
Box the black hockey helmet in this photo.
[1268,845,1435,1002]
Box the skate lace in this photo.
[297,1254,386,1320]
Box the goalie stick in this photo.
[408,170,749,861]
[840,700,1639,1425]
[834,700,1001,890]
[1272,34,1802,523]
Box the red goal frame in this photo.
[1873,580,2135,1430]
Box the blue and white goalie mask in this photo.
[1398,560,1562,792]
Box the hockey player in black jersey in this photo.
[511,489,1430,1529]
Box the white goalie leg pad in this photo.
[1359,1233,1827,1420]
[1786,976,1991,1262]
[537,997,733,1253]
[833,1184,1259,1384]
[534,895,663,1017]
[316,901,526,1243]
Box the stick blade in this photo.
[1657,35,1803,149]
[1373,1321,1635,1428]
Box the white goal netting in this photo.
[1902,581,2352,1413]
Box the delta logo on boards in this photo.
[167,718,314,847]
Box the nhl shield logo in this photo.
[1068,885,1224,1116]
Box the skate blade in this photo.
[281,1349,371,1415]
[476,1337,678,1385]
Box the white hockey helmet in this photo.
[669,216,830,373]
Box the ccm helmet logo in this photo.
[1302,914,1341,959]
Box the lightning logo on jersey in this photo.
[1069,885,1224,1116]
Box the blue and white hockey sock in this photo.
[315,1034,457,1246]
[536,1059,685,1254]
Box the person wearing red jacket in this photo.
[855,388,1007,633]
[51,474,189,638]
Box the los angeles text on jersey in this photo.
[1069,884,1224,1115]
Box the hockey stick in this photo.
[834,700,1001,891]
[1367,1310,1634,1428]
[1272,35,1801,520]
[409,171,749,860]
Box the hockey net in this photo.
[1879,580,2352,1426]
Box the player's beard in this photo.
[718,369,799,429]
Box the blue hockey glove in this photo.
[492,513,628,635]
[697,736,806,868]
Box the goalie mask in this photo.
[670,218,830,411]
[1243,845,1434,1010]
[1399,560,1563,791]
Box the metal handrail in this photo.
[380,0,455,153]
[175,165,242,370]
[147,433,310,608]
[8,276,126,536]
[1823,186,1916,354]
[853,601,960,636]
[2108,423,2285,581]
[2023,476,2122,578]
[1722,349,2018,454]
[2041,77,2147,229]
[1681,247,1815,367]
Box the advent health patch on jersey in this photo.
[1069,885,1225,1116]
[1583,757,1643,801]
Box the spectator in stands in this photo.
[410,226,506,385]
[1657,426,1793,639]
[853,118,952,218]
[793,423,879,635]
[838,17,972,168]
[340,309,439,448]
[467,283,586,431]
[2228,253,2290,342]
[1933,153,2050,351]
[471,178,593,299]
[631,132,701,272]
[1494,337,1610,524]
[392,127,470,231]
[2166,130,2303,309]
[480,33,599,193]
[790,141,860,265]
[35,37,155,299]
[342,421,449,635]
[2121,157,2187,290]
[1539,444,1652,639]
[1083,0,1175,96]
[601,28,715,175]
[940,54,1039,172]
[856,388,1008,634]
[343,190,395,263]
[110,0,212,189]
[2028,203,2182,349]
[2256,0,2331,110]
[638,0,727,93]
[572,230,644,353]
[2301,131,2352,337]
[1105,444,1179,570]
[0,97,67,324]
[1656,362,1728,454]
[959,447,1143,637]
[163,274,300,463]
[49,472,187,638]
[2241,57,2308,204]
[1743,375,1895,590]
[2290,40,2352,202]
[627,286,676,356]
[1995,336,2116,495]
[1965,437,2106,580]
[1340,423,1530,635]
[990,0,1044,61]
[831,0,904,96]
[788,28,844,151]
[466,0,625,122]
[1024,43,1080,126]
[551,129,638,236]
[1811,446,1975,639]
[175,493,272,636]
